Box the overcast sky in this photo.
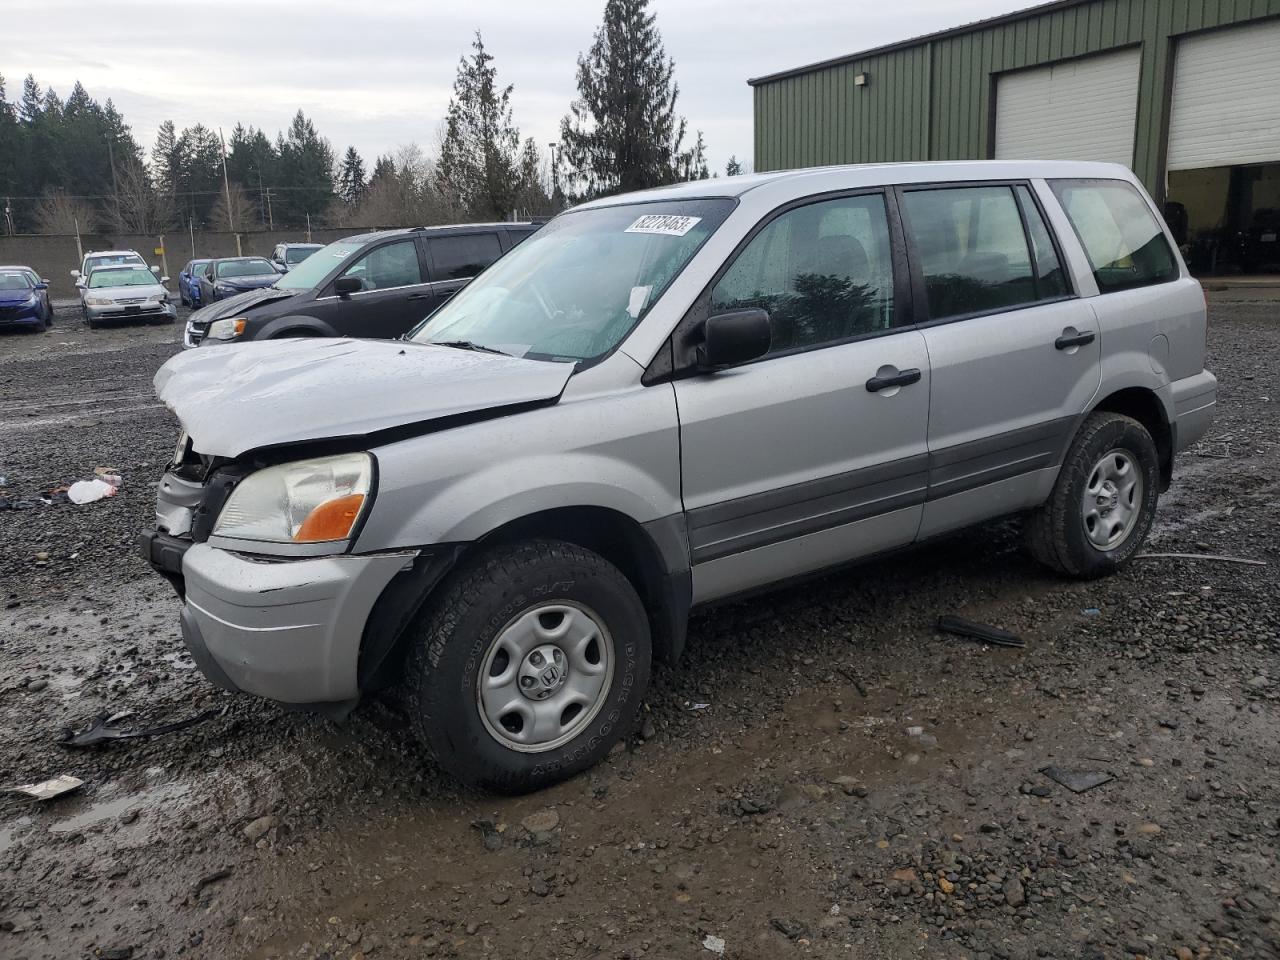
[11,0,1022,174]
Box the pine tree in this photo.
[337,146,367,204]
[559,0,699,197]
[151,120,183,194]
[19,75,42,123]
[176,124,224,224]
[725,155,743,177]
[435,33,522,220]
[276,110,336,226]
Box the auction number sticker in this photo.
[625,214,702,237]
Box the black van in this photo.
[184,223,539,347]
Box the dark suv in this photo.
[185,223,538,347]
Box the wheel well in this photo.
[1092,387,1173,489]
[271,328,320,339]
[480,506,684,663]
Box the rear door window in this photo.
[428,233,504,281]
[1049,179,1177,293]
[901,185,1045,320]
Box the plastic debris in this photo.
[8,774,84,800]
[936,615,1026,649]
[1137,552,1266,566]
[1040,765,1113,793]
[686,701,712,711]
[702,934,726,954]
[61,708,216,747]
[67,478,119,505]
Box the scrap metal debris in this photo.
[60,708,217,748]
[1137,552,1266,566]
[7,774,84,800]
[1040,765,1114,793]
[936,615,1026,649]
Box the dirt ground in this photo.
[1,296,1278,960]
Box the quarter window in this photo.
[341,239,422,290]
[429,233,503,281]
[902,185,1045,320]
[711,193,897,355]
[1050,178,1177,293]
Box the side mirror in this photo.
[334,276,362,297]
[160,276,171,284]
[696,309,771,370]
[151,265,161,274]
[70,270,81,279]
[34,282,49,291]
[75,279,86,289]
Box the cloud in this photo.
[9,0,1020,173]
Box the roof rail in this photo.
[409,226,427,232]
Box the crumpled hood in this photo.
[190,287,295,322]
[154,337,574,458]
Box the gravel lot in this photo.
[1,296,1278,960]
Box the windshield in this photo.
[87,254,143,272]
[217,259,276,279]
[89,267,156,288]
[286,246,320,264]
[274,239,364,290]
[0,272,34,291]
[410,199,734,362]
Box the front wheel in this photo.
[404,539,652,793]
[1025,411,1160,578]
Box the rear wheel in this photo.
[404,539,651,793]
[1025,411,1159,578]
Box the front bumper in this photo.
[177,543,417,704]
[86,301,176,322]
[1171,369,1217,453]
[0,304,43,326]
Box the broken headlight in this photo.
[212,453,373,547]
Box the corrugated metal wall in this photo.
[752,0,1280,198]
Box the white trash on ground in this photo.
[67,473,122,505]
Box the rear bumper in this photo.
[1171,370,1217,452]
[178,543,416,704]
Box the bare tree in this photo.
[109,156,174,233]
[34,189,99,234]
[209,182,255,233]
[331,142,461,228]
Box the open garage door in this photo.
[1168,19,1280,171]
[994,48,1140,166]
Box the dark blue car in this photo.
[0,266,53,332]
[178,259,212,308]
[197,256,281,303]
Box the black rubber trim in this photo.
[927,416,1075,500]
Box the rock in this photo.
[1003,877,1026,907]
[1136,823,1162,836]
[120,809,139,825]
[1175,948,1194,960]
[639,716,657,741]
[529,876,550,897]
[702,934,726,954]
[890,867,918,884]
[1246,676,1270,689]
[490,891,509,905]
[1186,785,1204,802]
[521,808,560,834]
[938,876,955,894]
[26,678,48,692]
[830,776,869,798]
[242,815,278,841]
[770,918,805,940]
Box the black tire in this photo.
[1025,411,1159,578]
[404,539,651,793]
[31,314,47,333]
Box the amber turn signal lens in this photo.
[293,493,365,542]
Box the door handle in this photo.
[865,368,922,393]
[406,293,432,301]
[1055,330,1096,350]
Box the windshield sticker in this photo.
[625,214,702,237]
[627,285,653,319]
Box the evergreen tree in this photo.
[435,33,523,220]
[725,155,743,177]
[559,0,698,197]
[226,124,279,225]
[275,110,335,226]
[337,146,367,204]
[19,75,42,123]
[151,120,184,194]
[176,124,224,225]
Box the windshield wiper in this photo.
[431,339,510,357]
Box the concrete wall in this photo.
[0,228,376,298]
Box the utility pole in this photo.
[548,142,559,198]
[305,212,312,243]
[3,198,13,236]
[73,216,83,261]
[189,217,196,258]
[218,126,241,255]
[264,189,274,231]
[107,139,121,230]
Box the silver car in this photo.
[81,265,176,328]
[143,160,1216,792]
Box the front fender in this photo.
[251,314,336,340]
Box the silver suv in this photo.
[142,161,1216,792]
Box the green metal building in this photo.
[750,0,1280,271]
